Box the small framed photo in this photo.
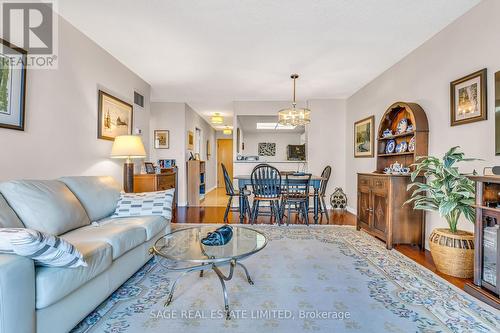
[354,116,374,158]
[450,68,487,126]
[154,130,169,149]
[187,130,194,150]
[144,162,155,174]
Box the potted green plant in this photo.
[406,146,476,278]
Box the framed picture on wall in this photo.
[450,68,487,126]
[98,90,133,140]
[154,130,169,149]
[354,116,374,158]
[187,130,194,150]
[236,128,241,153]
[206,140,211,160]
[0,38,27,131]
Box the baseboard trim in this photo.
[346,206,356,216]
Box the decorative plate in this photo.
[395,141,408,153]
[396,118,408,134]
[385,139,396,154]
[408,136,415,152]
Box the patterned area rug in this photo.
[72,225,500,333]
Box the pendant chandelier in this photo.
[278,74,311,126]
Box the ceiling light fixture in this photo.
[278,74,311,126]
[211,113,223,124]
[223,127,232,135]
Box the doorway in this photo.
[217,139,233,188]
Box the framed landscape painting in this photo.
[154,130,169,149]
[98,90,133,140]
[354,116,374,158]
[450,68,487,126]
[0,39,27,131]
[187,130,194,150]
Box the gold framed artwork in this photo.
[206,140,211,160]
[98,90,133,140]
[354,116,374,158]
[187,130,194,150]
[154,130,169,149]
[0,38,27,131]
[450,68,487,126]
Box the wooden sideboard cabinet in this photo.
[357,173,424,249]
[133,169,177,206]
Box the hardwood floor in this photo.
[173,206,472,291]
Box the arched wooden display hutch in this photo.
[357,102,429,250]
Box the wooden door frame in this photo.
[217,139,233,188]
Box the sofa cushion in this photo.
[0,228,86,268]
[0,180,90,235]
[98,215,168,241]
[35,241,112,309]
[60,223,146,260]
[59,176,121,222]
[113,189,175,220]
[0,193,24,228]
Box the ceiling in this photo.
[56,0,480,128]
[238,115,305,134]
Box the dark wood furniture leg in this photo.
[238,185,245,223]
[313,188,319,224]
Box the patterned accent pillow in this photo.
[0,228,87,268]
[113,189,175,220]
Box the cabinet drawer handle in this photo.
[375,181,383,186]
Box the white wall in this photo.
[345,0,500,248]
[243,132,302,162]
[308,99,347,205]
[0,15,151,184]
[150,102,186,204]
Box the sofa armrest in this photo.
[0,254,35,333]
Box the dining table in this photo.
[233,173,326,224]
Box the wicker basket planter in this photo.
[429,228,474,278]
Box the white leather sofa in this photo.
[0,176,170,333]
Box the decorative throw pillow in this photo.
[0,228,87,268]
[113,189,175,220]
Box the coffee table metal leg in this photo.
[164,268,196,307]
[212,260,236,320]
[215,269,230,319]
[236,262,254,285]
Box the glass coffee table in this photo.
[150,226,267,319]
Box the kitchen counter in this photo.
[234,160,307,163]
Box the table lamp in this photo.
[111,135,147,192]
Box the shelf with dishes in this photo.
[375,102,429,173]
[378,131,415,140]
[378,151,414,157]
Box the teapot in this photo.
[390,162,402,172]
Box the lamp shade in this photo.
[110,135,146,159]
